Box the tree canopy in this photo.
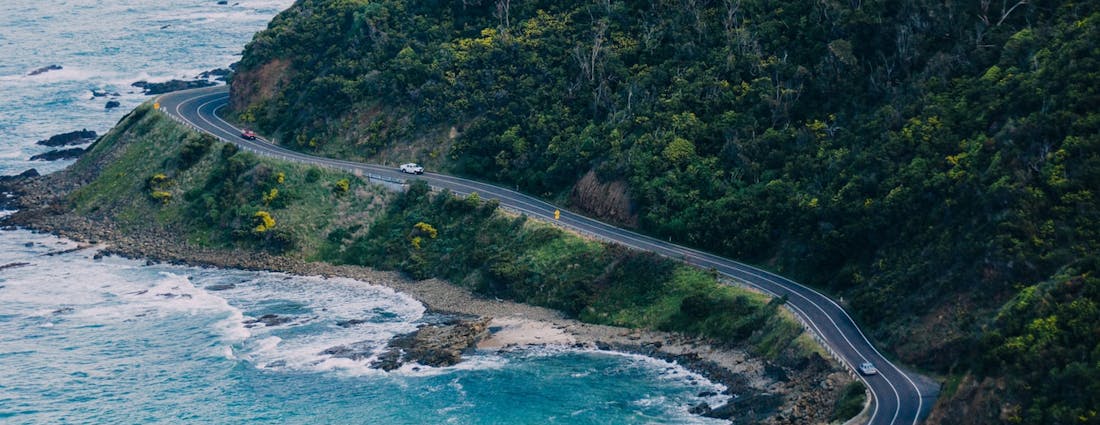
[234,1,1100,422]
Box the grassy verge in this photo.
[68,103,391,256]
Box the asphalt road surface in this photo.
[159,86,939,424]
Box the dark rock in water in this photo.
[0,262,31,271]
[199,68,232,82]
[28,65,62,76]
[90,90,120,98]
[205,283,236,291]
[0,168,38,211]
[370,317,492,371]
[320,342,375,361]
[24,242,35,247]
[53,307,75,315]
[37,129,97,147]
[689,402,712,416]
[698,390,718,398]
[244,314,293,327]
[30,148,84,161]
[42,246,86,257]
[702,402,735,420]
[336,318,369,328]
[105,100,121,109]
[217,0,228,4]
[131,79,216,95]
[0,168,40,183]
[157,293,193,299]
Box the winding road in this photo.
[158,85,938,425]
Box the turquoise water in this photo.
[0,229,726,424]
[0,2,728,422]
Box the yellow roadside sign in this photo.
[554,209,560,220]
[153,102,160,110]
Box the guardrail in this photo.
[162,106,410,187]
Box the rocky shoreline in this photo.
[0,169,850,424]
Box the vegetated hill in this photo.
[60,104,390,256]
[7,103,854,423]
[231,1,1100,423]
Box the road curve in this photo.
[158,86,938,425]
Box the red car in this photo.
[241,129,257,140]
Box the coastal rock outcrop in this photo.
[0,168,40,183]
[105,100,121,109]
[131,79,217,95]
[244,314,293,327]
[90,90,120,98]
[37,130,97,147]
[0,169,39,211]
[369,316,492,371]
[199,67,233,82]
[30,148,84,161]
[316,316,495,371]
[27,65,62,76]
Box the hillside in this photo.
[230,1,1100,423]
[2,103,856,423]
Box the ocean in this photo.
[0,2,725,423]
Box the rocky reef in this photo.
[36,130,97,147]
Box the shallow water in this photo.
[0,2,728,422]
[0,229,725,424]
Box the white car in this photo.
[858,362,878,375]
[399,163,424,174]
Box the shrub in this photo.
[179,133,213,167]
[150,190,172,204]
[413,221,438,239]
[253,211,275,233]
[262,188,279,206]
[333,178,350,194]
[305,168,321,183]
[147,173,172,204]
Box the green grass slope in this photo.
[67,104,391,256]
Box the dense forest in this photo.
[230,1,1099,423]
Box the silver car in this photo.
[858,362,878,375]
